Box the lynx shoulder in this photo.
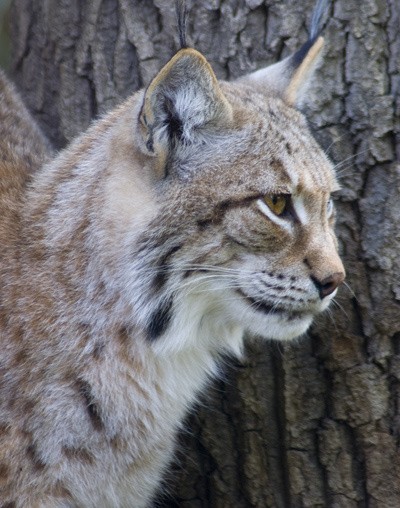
[0,70,52,251]
[0,2,344,506]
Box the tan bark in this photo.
[10,0,400,506]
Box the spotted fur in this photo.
[0,10,344,508]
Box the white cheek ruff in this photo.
[256,199,292,232]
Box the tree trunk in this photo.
[9,0,400,506]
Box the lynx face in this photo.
[126,47,345,355]
[182,94,342,344]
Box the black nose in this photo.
[312,272,345,299]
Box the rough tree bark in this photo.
[8,0,400,506]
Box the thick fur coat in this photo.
[0,11,344,508]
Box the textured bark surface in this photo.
[9,0,400,506]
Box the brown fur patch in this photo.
[62,446,95,464]
[0,462,10,481]
[92,341,106,360]
[0,424,10,436]
[110,435,127,453]
[12,349,27,366]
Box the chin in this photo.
[227,298,314,341]
[248,313,314,341]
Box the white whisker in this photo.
[330,298,349,319]
[342,281,357,300]
[323,132,348,156]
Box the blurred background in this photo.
[0,0,11,68]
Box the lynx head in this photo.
[107,4,345,356]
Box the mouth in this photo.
[236,289,310,321]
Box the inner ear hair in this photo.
[138,48,232,165]
[163,96,184,143]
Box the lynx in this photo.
[0,1,344,506]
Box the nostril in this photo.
[312,272,345,299]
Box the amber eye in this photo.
[263,194,288,216]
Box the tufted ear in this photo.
[240,35,324,107]
[138,48,232,171]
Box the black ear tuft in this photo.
[290,0,329,68]
[238,0,330,107]
[309,0,330,40]
[292,37,318,70]
[176,0,188,49]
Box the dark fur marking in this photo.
[118,326,130,346]
[147,297,174,341]
[146,135,154,153]
[22,398,36,415]
[183,267,207,279]
[110,435,127,453]
[153,244,182,292]
[62,446,95,464]
[51,481,74,498]
[135,231,174,259]
[270,157,288,176]
[92,341,105,360]
[1,502,16,508]
[182,251,213,278]
[0,424,9,436]
[236,290,281,315]
[76,379,104,431]
[225,234,249,249]
[164,97,184,142]
[197,194,263,229]
[292,36,318,69]
[26,443,46,471]
[290,285,305,293]
[14,325,24,343]
[139,104,155,153]
[269,108,277,119]
[13,349,27,365]
[0,462,9,480]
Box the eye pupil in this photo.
[263,194,288,216]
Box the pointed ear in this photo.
[138,48,232,168]
[240,36,324,107]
